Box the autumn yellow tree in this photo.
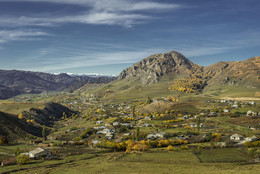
[18,113,23,119]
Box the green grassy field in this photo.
[0,102,45,115]
[196,148,248,163]
[1,151,259,174]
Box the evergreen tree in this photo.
[136,127,140,141]
[132,105,136,117]
[196,116,201,131]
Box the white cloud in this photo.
[0,0,181,28]
[0,29,50,44]
[4,0,180,12]
[0,12,149,28]
[18,47,159,72]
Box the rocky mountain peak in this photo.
[118,51,198,85]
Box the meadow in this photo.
[1,150,259,174]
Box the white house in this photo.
[146,132,165,140]
[121,123,132,127]
[156,132,165,138]
[230,134,244,141]
[223,109,229,113]
[91,140,100,147]
[29,147,51,159]
[245,135,258,142]
[96,121,104,125]
[247,110,258,116]
[232,104,238,108]
[113,122,120,126]
[143,123,150,127]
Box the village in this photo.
[1,94,260,172]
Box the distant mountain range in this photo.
[1,51,259,100]
[0,70,116,99]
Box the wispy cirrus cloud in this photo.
[0,29,50,43]
[0,0,182,28]
[4,0,181,12]
[19,48,158,72]
[0,12,149,28]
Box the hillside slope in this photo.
[87,51,259,102]
[0,111,42,140]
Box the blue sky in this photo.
[0,0,260,75]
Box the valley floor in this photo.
[1,150,260,174]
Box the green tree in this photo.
[14,147,21,156]
[136,127,140,141]
[145,97,152,105]
[17,154,30,165]
[132,105,136,117]
[196,116,201,131]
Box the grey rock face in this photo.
[118,51,197,85]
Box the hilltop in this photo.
[118,51,200,85]
[87,51,260,102]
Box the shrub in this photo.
[0,135,9,144]
[17,154,30,165]
[80,128,93,139]
[167,145,174,151]
[180,145,189,150]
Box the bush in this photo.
[167,145,174,151]
[17,154,30,165]
[80,128,93,139]
[0,135,9,144]
[14,147,21,156]
[118,126,128,133]
[180,145,189,150]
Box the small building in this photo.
[232,105,238,108]
[183,115,189,119]
[113,122,120,126]
[216,142,227,147]
[245,135,258,142]
[91,140,100,147]
[223,109,229,113]
[96,121,104,125]
[190,123,204,128]
[144,116,151,120]
[230,134,244,141]
[147,134,157,140]
[247,110,258,116]
[29,147,51,159]
[209,112,217,116]
[124,133,131,136]
[156,132,165,138]
[121,123,132,127]
[105,123,112,126]
[105,133,114,140]
[248,102,256,105]
[143,123,150,127]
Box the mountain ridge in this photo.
[91,51,259,102]
[118,51,201,85]
[0,69,116,99]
